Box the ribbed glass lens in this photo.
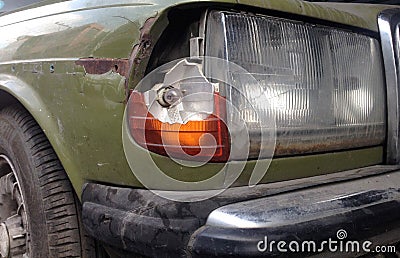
[206,11,386,157]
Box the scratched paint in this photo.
[0,0,394,195]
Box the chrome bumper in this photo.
[189,171,400,257]
[206,171,400,229]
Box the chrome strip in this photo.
[206,170,400,229]
[379,9,400,164]
[0,58,79,66]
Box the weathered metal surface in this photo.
[129,15,159,88]
[191,172,400,256]
[0,0,396,195]
[82,168,400,256]
[75,58,130,77]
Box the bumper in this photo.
[82,166,400,257]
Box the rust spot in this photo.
[76,14,159,102]
[273,137,384,157]
[129,14,159,85]
[140,15,158,41]
[75,58,130,77]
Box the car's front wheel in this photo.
[0,105,95,258]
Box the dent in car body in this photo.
[0,0,395,194]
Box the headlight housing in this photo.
[206,11,386,157]
[127,11,386,163]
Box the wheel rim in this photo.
[0,155,29,258]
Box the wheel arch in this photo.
[0,74,83,197]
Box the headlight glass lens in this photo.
[206,11,386,157]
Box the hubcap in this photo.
[0,156,28,258]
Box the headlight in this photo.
[205,11,386,157]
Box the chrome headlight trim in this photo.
[378,8,400,164]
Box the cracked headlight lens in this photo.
[206,11,386,157]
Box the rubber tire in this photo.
[0,105,96,257]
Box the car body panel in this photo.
[0,0,395,195]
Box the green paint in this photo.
[0,0,392,195]
[123,113,383,191]
[235,146,384,186]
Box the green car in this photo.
[0,0,399,257]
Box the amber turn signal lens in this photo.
[128,92,230,162]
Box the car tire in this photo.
[0,104,96,258]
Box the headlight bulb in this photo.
[157,86,183,108]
